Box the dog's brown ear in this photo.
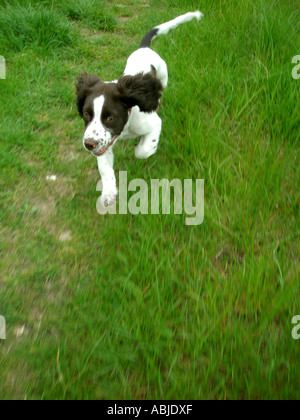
[76,74,101,116]
[117,73,163,113]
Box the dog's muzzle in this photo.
[84,137,118,156]
[84,138,99,151]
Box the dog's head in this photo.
[76,73,163,156]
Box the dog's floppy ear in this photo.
[117,73,163,113]
[76,73,101,116]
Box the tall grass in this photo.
[0,3,76,52]
[61,0,116,31]
[0,0,116,53]
[0,0,299,400]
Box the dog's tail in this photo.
[139,11,203,49]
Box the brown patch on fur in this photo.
[76,74,102,117]
[117,72,163,113]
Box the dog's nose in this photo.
[84,139,99,151]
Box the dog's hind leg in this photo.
[135,114,162,159]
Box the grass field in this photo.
[0,0,299,400]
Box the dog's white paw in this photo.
[135,142,158,159]
[100,192,117,208]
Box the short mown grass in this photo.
[0,0,299,400]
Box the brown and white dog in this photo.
[76,11,203,208]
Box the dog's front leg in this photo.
[97,149,118,207]
[135,114,162,159]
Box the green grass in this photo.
[61,0,117,31]
[0,1,77,52]
[0,0,300,400]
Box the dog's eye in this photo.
[83,111,90,119]
[106,115,116,123]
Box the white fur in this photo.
[93,11,203,209]
[155,11,203,37]
[83,95,116,152]
[124,48,169,89]
[97,149,118,207]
